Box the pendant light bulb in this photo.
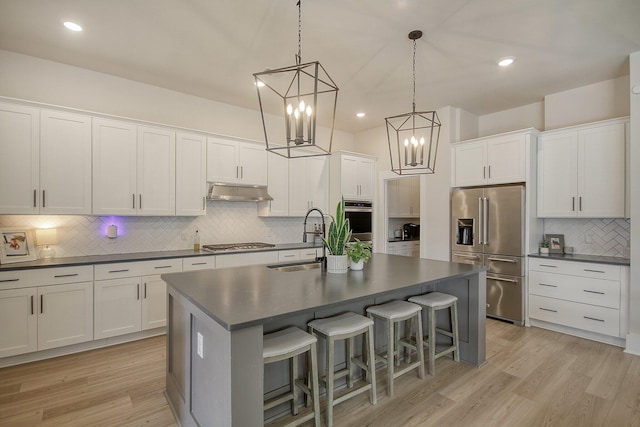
[287,104,293,115]
[294,109,300,119]
[420,137,425,146]
[299,100,306,112]
[404,139,409,147]
[306,105,312,116]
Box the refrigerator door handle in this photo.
[487,256,517,263]
[483,197,489,246]
[478,197,484,244]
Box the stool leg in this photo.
[291,354,299,415]
[347,337,354,388]
[428,307,436,375]
[326,337,335,427]
[394,322,401,367]
[366,323,377,405]
[452,303,460,363]
[386,317,394,396]
[404,318,412,364]
[309,342,321,427]
[416,311,425,379]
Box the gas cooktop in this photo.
[201,242,276,253]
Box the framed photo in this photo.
[0,228,37,264]
[544,233,565,254]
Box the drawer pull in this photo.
[0,278,20,283]
[191,262,207,266]
[487,275,518,283]
[108,269,130,273]
[456,254,481,260]
[154,265,173,269]
[539,307,557,313]
[539,264,557,268]
[487,257,517,263]
[54,273,79,278]
[583,269,605,274]
[283,255,295,258]
[584,316,604,322]
[539,283,558,288]
[583,289,605,295]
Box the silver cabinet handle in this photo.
[154,265,173,269]
[132,193,136,209]
[455,254,481,260]
[487,257,517,263]
[241,166,244,179]
[236,166,239,178]
[483,166,486,179]
[584,269,605,274]
[579,196,582,211]
[539,264,557,268]
[539,283,558,288]
[136,284,140,300]
[54,273,78,278]
[583,289,605,295]
[486,275,518,283]
[144,282,147,299]
[40,294,44,314]
[108,269,129,273]
[202,196,206,210]
[33,189,37,208]
[584,316,604,322]
[539,307,557,313]
[488,165,491,179]
[0,278,19,283]
[283,254,295,258]
[191,262,207,266]
[139,194,142,210]
[572,196,575,211]
[31,295,34,315]
[42,190,46,208]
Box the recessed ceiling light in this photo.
[356,112,365,118]
[497,57,515,67]
[63,21,83,32]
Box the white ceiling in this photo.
[1,0,640,133]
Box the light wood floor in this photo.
[1,319,639,426]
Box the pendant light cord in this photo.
[297,0,302,65]
[412,37,417,114]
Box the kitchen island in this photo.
[162,254,486,427]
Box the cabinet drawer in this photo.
[182,256,216,271]
[137,259,182,276]
[529,271,620,309]
[39,266,94,286]
[278,250,300,262]
[0,269,41,290]
[529,258,620,280]
[95,262,146,280]
[300,248,320,261]
[529,295,620,337]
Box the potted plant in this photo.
[539,239,550,254]
[322,198,352,273]
[347,238,372,271]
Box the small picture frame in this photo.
[544,233,565,254]
[0,228,38,264]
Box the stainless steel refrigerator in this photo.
[451,184,525,325]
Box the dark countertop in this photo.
[0,242,323,272]
[387,237,420,243]
[528,253,630,266]
[162,254,487,331]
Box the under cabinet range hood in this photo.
[206,182,273,202]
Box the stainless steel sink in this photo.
[267,261,321,272]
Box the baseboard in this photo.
[624,332,640,355]
[529,319,626,347]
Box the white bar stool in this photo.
[408,292,460,375]
[308,312,377,427]
[263,326,321,427]
[366,300,425,396]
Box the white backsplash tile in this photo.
[543,218,630,258]
[0,201,310,258]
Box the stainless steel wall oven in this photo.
[344,200,373,242]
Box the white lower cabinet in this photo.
[528,258,627,340]
[216,251,279,268]
[0,266,94,358]
[182,255,216,271]
[94,259,181,339]
[387,241,420,257]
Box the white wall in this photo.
[479,102,544,137]
[0,49,355,151]
[628,51,640,355]
[544,76,630,130]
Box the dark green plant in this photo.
[322,198,352,255]
[540,239,550,248]
[347,238,372,263]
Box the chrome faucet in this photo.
[303,208,326,269]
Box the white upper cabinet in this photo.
[388,177,420,218]
[206,137,267,186]
[259,154,329,217]
[0,102,39,214]
[330,152,376,206]
[176,132,207,216]
[40,110,92,214]
[537,119,626,218]
[93,118,176,215]
[452,132,526,187]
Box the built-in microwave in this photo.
[344,200,373,242]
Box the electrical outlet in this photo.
[197,332,204,359]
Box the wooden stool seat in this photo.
[366,300,425,396]
[408,292,460,375]
[308,312,377,427]
[263,327,321,427]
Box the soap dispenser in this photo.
[193,229,200,252]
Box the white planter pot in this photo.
[539,247,549,254]
[350,259,364,271]
[326,255,349,274]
